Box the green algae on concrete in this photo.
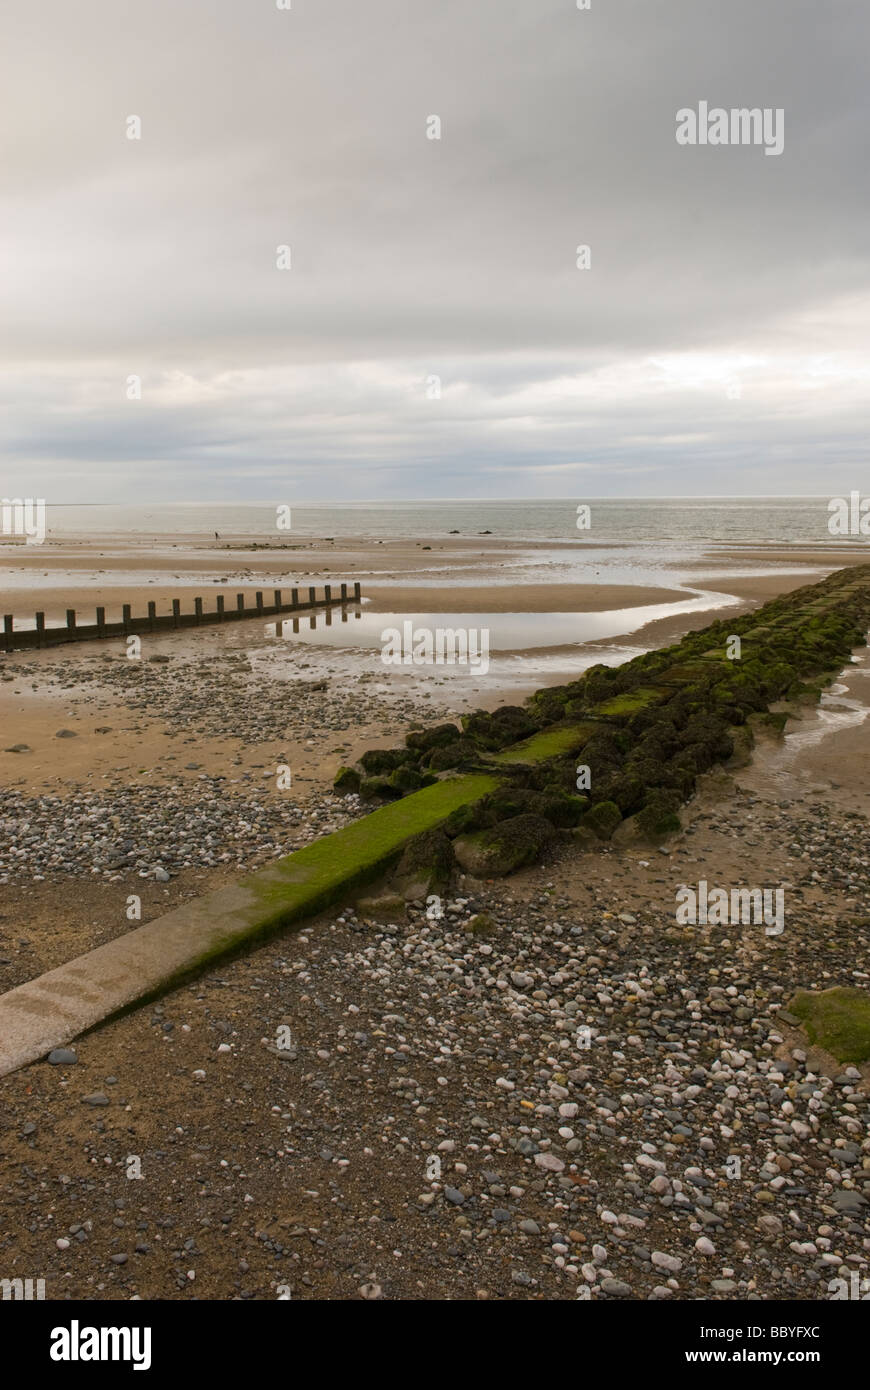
[593,687,671,719]
[0,770,498,1078]
[491,722,598,765]
[6,565,870,1079]
[788,987,870,1064]
[243,772,498,926]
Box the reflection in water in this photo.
[264,592,738,653]
[737,644,870,803]
[271,605,364,637]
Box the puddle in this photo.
[782,676,870,754]
[265,591,738,654]
[738,643,870,805]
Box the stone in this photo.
[534,1152,565,1173]
[355,893,407,924]
[651,1250,682,1273]
[601,1278,632,1297]
[393,827,454,900]
[454,814,554,877]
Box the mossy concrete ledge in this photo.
[0,772,497,1078]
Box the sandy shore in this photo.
[1,538,869,1301]
[0,533,859,625]
[0,539,857,802]
[0,650,868,1301]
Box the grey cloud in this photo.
[1,0,868,496]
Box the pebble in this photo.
[47,1048,77,1065]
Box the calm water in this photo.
[265,592,740,653]
[31,497,870,545]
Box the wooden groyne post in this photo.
[0,582,363,654]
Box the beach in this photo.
[7,0,870,1334]
[1,531,869,1300]
[0,533,864,808]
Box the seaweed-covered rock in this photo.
[527,788,588,827]
[464,912,497,935]
[460,705,536,750]
[453,813,554,877]
[442,802,488,838]
[394,828,455,900]
[583,800,623,840]
[788,986,870,1064]
[593,771,646,816]
[725,724,754,769]
[473,787,540,824]
[571,824,601,848]
[635,789,681,838]
[388,765,428,792]
[358,747,409,775]
[405,723,461,753]
[359,775,402,801]
[332,765,361,793]
[425,737,481,771]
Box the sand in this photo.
[0,534,856,799]
[1,536,870,1302]
[1,533,860,627]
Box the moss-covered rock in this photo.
[461,705,537,750]
[464,912,497,935]
[332,765,361,793]
[527,788,588,827]
[359,775,402,801]
[454,813,554,877]
[788,986,870,1064]
[634,789,681,839]
[388,765,428,792]
[358,747,409,775]
[405,723,461,753]
[442,802,487,838]
[725,724,754,769]
[583,800,623,840]
[393,827,454,900]
[425,737,481,771]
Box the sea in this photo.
[3,495,867,692]
[29,496,868,546]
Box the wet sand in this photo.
[0,635,868,1301]
[1,538,870,1301]
[0,535,860,801]
[0,533,861,628]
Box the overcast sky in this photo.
[2,0,868,501]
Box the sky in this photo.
[2,0,868,502]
